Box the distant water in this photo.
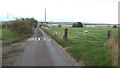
[39,21,118,26]
[47,23,117,27]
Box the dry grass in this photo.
[107,38,118,66]
[2,40,27,66]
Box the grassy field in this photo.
[2,28,28,46]
[42,27,118,66]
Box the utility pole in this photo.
[45,8,46,23]
[44,8,47,26]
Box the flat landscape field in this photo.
[42,27,118,66]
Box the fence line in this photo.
[43,27,111,46]
[68,28,109,46]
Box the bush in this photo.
[113,25,117,28]
[2,23,10,28]
[77,22,83,27]
[72,22,83,27]
[72,23,77,27]
[9,18,37,36]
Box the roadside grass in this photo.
[67,44,111,66]
[3,53,18,59]
[41,27,118,66]
[3,53,18,65]
[106,28,119,66]
[2,29,28,46]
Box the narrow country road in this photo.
[13,27,79,66]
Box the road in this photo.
[13,28,79,66]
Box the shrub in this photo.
[113,25,117,28]
[58,24,62,27]
[2,23,10,28]
[72,22,83,27]
[77,22,83,27]
[9,18,37,36]
[72,23,77,27]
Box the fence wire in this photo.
[68,28,108,46]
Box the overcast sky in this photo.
[0,0,119,24]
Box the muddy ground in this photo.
[2,40,28,66]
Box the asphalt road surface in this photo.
[13,28,79,66]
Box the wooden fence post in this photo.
[63,28,68,41]
[108,30,111,39]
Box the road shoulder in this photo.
[2,40,28,66]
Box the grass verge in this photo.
[2,28,30,46]
[107,28,119,66]
[3,53,18,59]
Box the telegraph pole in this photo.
[45,8,46,23]
[44,8,47,26]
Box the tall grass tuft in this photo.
[107,28,118,66]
